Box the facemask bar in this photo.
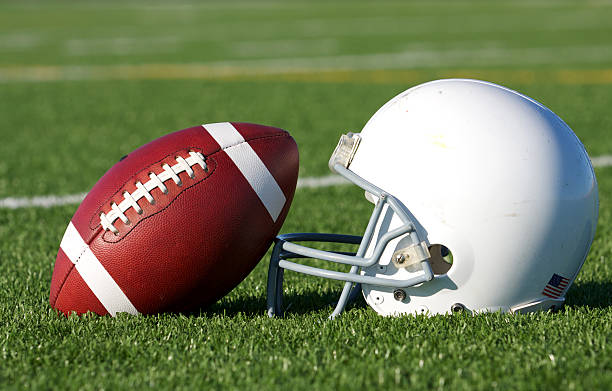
[266,163,434,318]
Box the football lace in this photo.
[99,151,207,234]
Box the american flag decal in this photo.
[542,273,570,299]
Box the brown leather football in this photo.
[50,122,299,316]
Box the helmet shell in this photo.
[352,79,598,315]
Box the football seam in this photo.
[98,132,291,243]
[99,160,217,243]
[51,245,87,308]
[88,132,289,232]
[88,146,205,230]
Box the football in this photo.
[49,122,299,316]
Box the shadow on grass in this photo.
[188,281,611,318]
[200,290,367,317]
[566,280,612,309]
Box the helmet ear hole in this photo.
[428,244,453,275]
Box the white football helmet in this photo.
[267,79,598,318]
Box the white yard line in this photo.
[1,155,611,210]
[0,192,89,209]
[198,44,612,71]
[590,155,612,167]
[5,44,612,83]
[297,175,350,188]
[0,176,350,210]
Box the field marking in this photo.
[0,192,88,209]
[0,33,42,50]
[3,64,612,85]
[5,44,612,83]
[7,1,612,12]
[0,176,350,210]
[297,175,350,188]
[1,155,611,210]
[65,36,180,56]
[227,38,340,58]
[591,155,612,167]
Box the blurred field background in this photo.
[1,1,611,390]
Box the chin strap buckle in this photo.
[391,242,430,269]
[329,133,361,173]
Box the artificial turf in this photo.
[1,1,611,390]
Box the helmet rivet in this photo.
[451,303,466,313]
[393,289,407,302]
[395,254,406,264]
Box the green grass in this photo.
[1,1,612,390]
[1,185,611,390]
[2,0,612,68]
